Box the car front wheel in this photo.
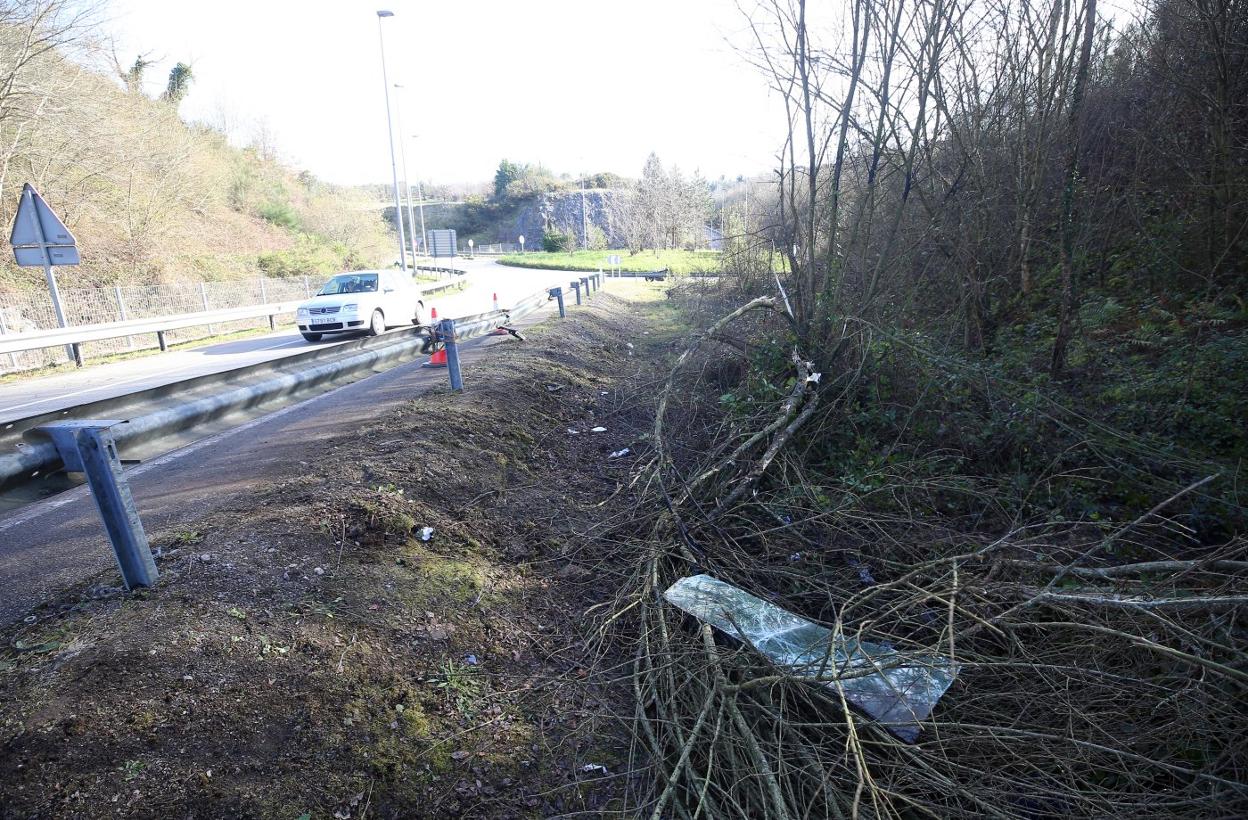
[301,332,323,342]
[368,309,385,336]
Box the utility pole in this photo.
[394,85,419,263]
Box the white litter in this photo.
[567,428,580,435]
[419,527,434,541]
[609,448,631,459]
[591,426,607,433]
[579,763,609,775]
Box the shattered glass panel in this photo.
[664,574,957,743]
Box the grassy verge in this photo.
[497,249,720,275]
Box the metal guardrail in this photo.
[0,279,560,490]
[0,300,304,358]
[0,268,472,362]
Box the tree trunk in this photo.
[1050,0,1097,376]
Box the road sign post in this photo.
[518,235,525,254]
[10,183,80,364]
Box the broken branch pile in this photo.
[597,295,1248,818]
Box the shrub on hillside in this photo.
[542,229,574,253]
[257,200,300,230]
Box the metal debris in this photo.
[663,574,957,742]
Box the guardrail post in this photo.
[35,420,159,591]
[114,285,135,350]
[268,314,277,331]
[200,282,214,334]
[580,277,591,299]
[157,330,168,352]
[548,287,565,318]
[440,318,463,391]
[0,308,18,370]
[571,280,582,305]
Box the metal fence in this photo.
[461,242,522,255]
[0,276,315,374]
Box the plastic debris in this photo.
[464,654,478,666]
[848,557,877,585]
[567,428,580,435]
[590,426,607,433]
[419,527,434,542]
[579,763,609,775]
[663,574,957,743]
[609,448,631,459]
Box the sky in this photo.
[105,0,788,186]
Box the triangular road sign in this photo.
[10,183,79,266]
[11,182,76,245]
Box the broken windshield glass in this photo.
[663,574,957,743]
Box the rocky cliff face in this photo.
[385,189,631,249]
[511,189,629,248]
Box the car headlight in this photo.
[342,303,359,313]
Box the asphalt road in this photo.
[0,295,562,625]
[0,259,556,425]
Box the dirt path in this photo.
[0,283,683,819]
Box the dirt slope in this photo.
[0,283,681,819]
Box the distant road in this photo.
[0,259,554,424]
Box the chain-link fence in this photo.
[0,276,315,374]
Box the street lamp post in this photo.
[580,172,589,250]
[412,135,427,256]
[376,10,408,272]
[393,85,420,262]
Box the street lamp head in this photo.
[377,10,394,17]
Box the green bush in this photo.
[542,228,574,253]
[257,200,300,230]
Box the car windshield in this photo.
[318,274,378,295]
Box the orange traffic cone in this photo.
[422,306,447,367]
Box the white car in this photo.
[295,269,425,342]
